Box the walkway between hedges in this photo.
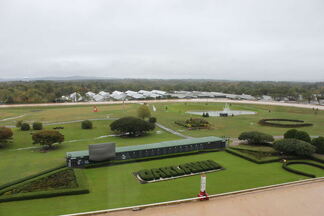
[155,123,192,139]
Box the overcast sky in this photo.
[0,0,323,81]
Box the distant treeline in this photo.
[0,79,323,104]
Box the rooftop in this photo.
[66,136,225,158]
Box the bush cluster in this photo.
[175,118,210,129]
[81,120,93,129]
[273,138,316,157]
[20,123,30,131]
[258,119,313,128]
[238,131,274,145]
[137,160,221,182]
[311,137,324,154]
[32,130,64,149]
[32,122,43,130]
[284,129,311,143]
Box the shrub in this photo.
[32,122,43,130]
[238,131,274,145]
[136,160,222,183]
[284,129,298,139]
[16,120,23,128]
[32,130,64,149]
[311,137,324,154]
[273,139,316,157]
[81,120,93,129]
[20,123,30,131]
[295,131,311,143]
[110,117,155,136]
[148,117,157,124]
[0,127,13,147]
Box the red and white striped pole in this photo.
[198,173,209,200]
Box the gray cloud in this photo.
[0,0,323,81]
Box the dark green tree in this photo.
[273,139,316,156]
[311,137,324,154]
[110,117,155,136]
[32,130,64,149]
[81,120,93,129]
[32,122,43,130]
[20,123,30,131]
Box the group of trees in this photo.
[0,79,323,104]
[16,121,43,131]
[238,130,324,157]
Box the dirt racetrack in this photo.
[99,181,324,216]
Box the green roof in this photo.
[66,136,225,158]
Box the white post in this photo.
[200,173,206,192]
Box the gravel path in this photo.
[155,123,192,139]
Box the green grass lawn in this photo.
[0,120,180,185]
[0,102,323,215]
[2,151,323,216]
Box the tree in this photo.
[20,123,30,131]
[311,137,324,154]
[273,139,316,157]
[284,129,298,139]
[110,117,155,136]
[137,104,151,119]
[81,120,93,129]
[295,131,311,143]
[16,120,23,128]
[32,130,64,149]
[238,131,274,145]
[32,122,43,130]
[0,127,13,147]
[149,117,157,124]
[283,129,311,143]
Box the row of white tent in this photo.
[61,90,274,102]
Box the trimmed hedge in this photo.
[226,148,281,164]
[259,119,313,128]
[0,164,66,191]
[282,161,324,178]
[0,168,89,203]
[136,160,222,183]
[84,149,222,169]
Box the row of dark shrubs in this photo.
[258,119,313,128]
[282,161,324,178]
[17,121,43,131]
[0,168,89,203]
[137,160,222,182]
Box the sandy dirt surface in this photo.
[99,181,324,216]
[0,98,323,110]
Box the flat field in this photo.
[0,102,323,215]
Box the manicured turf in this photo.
[0,102,323,215]
[0,120,180,185]
[1,151,323,216]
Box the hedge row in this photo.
[0,164,66,191]
[136,160,222,182]
[258,119,313,128]
[0,168,89,203]
[226,148,281,164]
[282,161,324,178]
[84,149,221,169]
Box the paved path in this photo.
[99,181,324,216]
[156,123,192,139]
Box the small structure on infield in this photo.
[66,136,227,167]
[198,173,209,200]
[93,106,98,112]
